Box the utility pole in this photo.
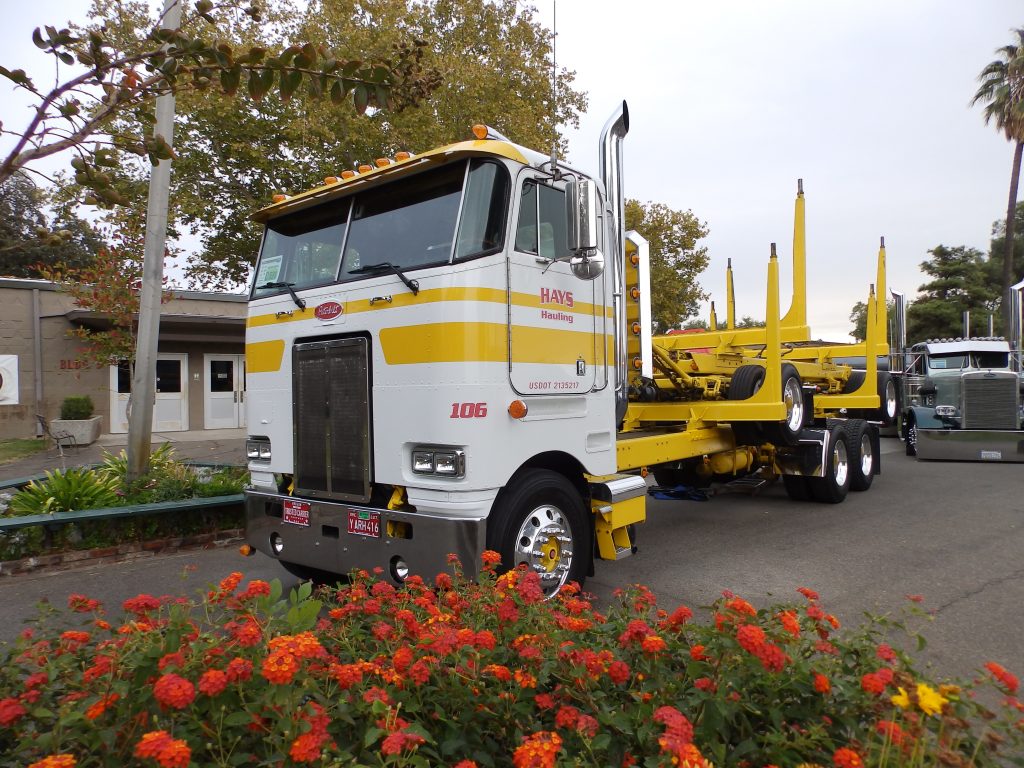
[127,0,181,481]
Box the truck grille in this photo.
[293,337,372,502]
[961,373,1019,429]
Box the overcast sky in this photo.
[3,1,1022,339]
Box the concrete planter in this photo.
[50,416,102,446]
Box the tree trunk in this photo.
[1003,139,1023,335]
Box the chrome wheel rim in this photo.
[859,433,873,476]
[833,439,849,487]
[884,379,898,420]
[783,376,804,432]
[514,504,575,598]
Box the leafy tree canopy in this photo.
[0,0,438,207]
[625,199,709,334]
[86,0,587,288]
[905,245,995,343]
[0,172,103,277]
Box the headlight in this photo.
[410,446,465,478]
[247,438,271,461]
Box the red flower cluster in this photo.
[860,667,894,695]
[67,594,102,613]
[134,730,191,768]
[152,673,195,710]
[513,731,562,768]
[290,701,332,762]
[984,661,1020,693]
[833,746,864,768]
[736,624,788,672]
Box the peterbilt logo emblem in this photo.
[314,301,343,320]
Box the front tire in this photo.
[486,469,589,598]
[809,424,851,504]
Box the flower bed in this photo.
[1,555,1021,767]
[0,446,247,561]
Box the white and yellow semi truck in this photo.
[242,103,891,595]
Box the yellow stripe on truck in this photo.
[246,287,613,328]
[379,323,605,365]
[246,339,286,372]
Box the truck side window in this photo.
[514,181,571,261]
[454,160,509,260]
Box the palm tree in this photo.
[972,28,1024,336]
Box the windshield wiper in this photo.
[348,262,420,296]
[257,282,306,310]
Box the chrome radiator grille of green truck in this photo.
[961,373,1019,429]
[293,337,372,502]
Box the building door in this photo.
[108,354,189,433]
[204,354,246,429]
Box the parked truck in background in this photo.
[890,284,1024,462]
[241,102,896,595]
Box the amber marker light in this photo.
[324,176,339,185]
[472,124,488,140]
[374,158,391,167]
[358,164,373,173]
[640,467,649,478]
[271,193,288,203]
[632,357,642,370]
[631,321,641,335]
[395,151,411,161]
[239,544,254,556]
[508,399,528,419]
[341,170,356,180]
[630,253,640,266]
[630,287,641,300]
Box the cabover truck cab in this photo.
[243,103,889,594]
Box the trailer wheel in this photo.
[486,469,589,598]
[727,364,766,445]
[765,364,805,446]
[809,424,851,503]
[904,416,917,457]
[843,419,874,491]
[877,373,899,426]
[782,474,813,501]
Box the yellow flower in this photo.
[939,683,961,698]
[891,687,911,709]
[916,683,948,716]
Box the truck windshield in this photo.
[973,351,1009,369]
[251,159,508,300]
[929,354,967,370]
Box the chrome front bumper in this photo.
[245,490,487,584]
[916,429,1024,463]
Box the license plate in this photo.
[347,509,380,538]
[282,499,310,527]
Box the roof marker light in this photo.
[358,164,372,173]
[472,124,488,140]
[341,170,356,180]
[375,158,391,168]
[395,151,411,161]
[271,193,288,203]
[324,176,339,185]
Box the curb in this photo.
[0,529,244,577]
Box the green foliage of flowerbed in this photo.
[1,556,1021,768]
[0,445,247,561]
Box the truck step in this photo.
[719,476,771,495]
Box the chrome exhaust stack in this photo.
[1011,278,1024,373]
[599,101,630,422]
[890,290,907,373]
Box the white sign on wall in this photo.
[0,355,18,405]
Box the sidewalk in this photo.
[1,428,247,486]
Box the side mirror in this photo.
[565,178,603,280]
